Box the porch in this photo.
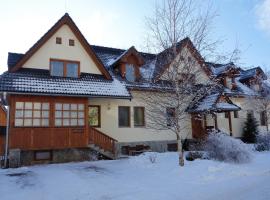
[188,93,241,138]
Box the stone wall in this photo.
[115,140,178,156]
[9,148,98,168]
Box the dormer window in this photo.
[125,64,135,82]
[56,37,62,44]
[50,59,80,78]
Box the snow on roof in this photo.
[188,93,240,113]
[0,69,131,98]
[140,58,156,80]
[233,77,258,96]
[206,62,238,76]
[191,93,219,112]
[215,103,240,110]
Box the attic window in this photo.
[50,59,80,78]
[69,39,75,46]
[125,64,135,82]
[56,37,62,44]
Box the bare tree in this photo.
[142,0,221,166]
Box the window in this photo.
[178,73,195,84]
[50,61,64,77]
[125,64,135,82]
[260,111,267,126]
[66,63,79,78]
[225,112,229,118]
[15,102,49,127]
[34,151,52,161]
[247,110,254,117]
[134,107,145,127]
[89,105,100,127]
[166,107,175,127]
[50,59,80,78]
[118,106,130,127]
[234,111,239,118]
[69,39,75,46]
[56,37,62,44]
[55,103,85,127]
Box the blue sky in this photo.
[0,0,270,73]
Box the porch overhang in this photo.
[187,102,241,114]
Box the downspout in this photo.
[3,92,10,168]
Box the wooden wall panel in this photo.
[69,128,88,147]
[9,95,89,150]
[9,129,32,149]
[0,107,6,126]
[0,135,4,155]
[51,128,69,148]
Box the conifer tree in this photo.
[243,113,259,143]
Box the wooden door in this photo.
[191,114,205,139]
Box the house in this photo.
[0,104,7,166]
[0,13,268,167]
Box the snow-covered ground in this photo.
[0,152,270,200]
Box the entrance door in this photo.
[191,114,205,139]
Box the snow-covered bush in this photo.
[148,153,157,163]
[201,131,253,163]
[256,132,270,151]
[185,151,208,161]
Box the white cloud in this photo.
[255,0,270,33]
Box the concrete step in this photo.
[87,144,115,160]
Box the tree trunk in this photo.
[177,138,184,166]
[266,117,269,132]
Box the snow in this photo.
[234,77,257,96]
[215,102,239,110]
[9,74,131,98]
[1,152,270,200]
[191,93,219,112]
[140,59,156,80]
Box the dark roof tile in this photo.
[0,68,130,98]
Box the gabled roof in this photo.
[239,66,266,82]
[187,91,241,113]
[10,13,111,80]
[109,46,145,67]
[206,62,241,77]
[154,37,212,80]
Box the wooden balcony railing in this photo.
[88,127,117,154]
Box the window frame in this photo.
[54,103,85,127]
[88,105,101,128]
[14,101,50,127]
[69,39,75,46]
[34,150,52,161]
[260,110,267,126]
[50,58,80,78]
[125,64,136,82]
[134,107,145,127]
[233,111,239,118]
[166,107,176,127]
[118,106,131,127]
[56,37,62,44]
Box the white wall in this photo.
[22,25,102,75]
[89,91,194,143]
[160,46,209,84]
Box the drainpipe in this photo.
[3,92,10,168]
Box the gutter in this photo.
[3,92,10,168]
